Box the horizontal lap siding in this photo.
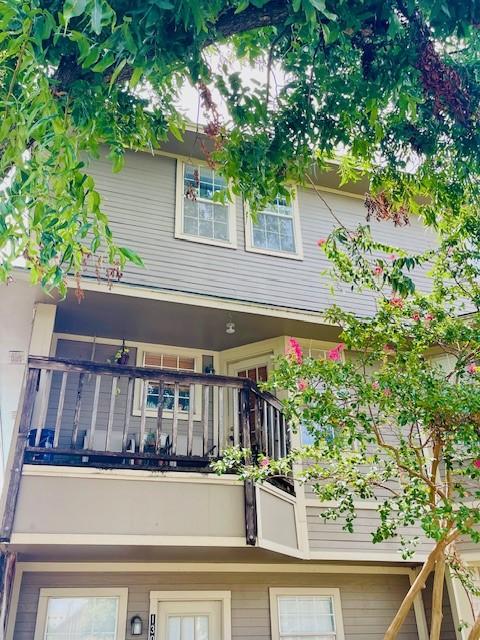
[14,571,419,640]
[88,152,435,317]
[307,507,432,556]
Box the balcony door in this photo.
[229,355,270,452]
[151,592,231,640]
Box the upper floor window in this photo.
[35,589,128,640]
[245,193,303,260]
[175,161,237,248]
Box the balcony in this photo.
[1,357,300,553]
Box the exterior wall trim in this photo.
[63,277,334,327]
[12,561,415,575]
[10,534,247,547]
[21,464,242,485]
[5,562,419,640]
[409,568,429,640]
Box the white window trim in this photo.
[34,587,128,640]
[149,590,231,640]
[133,345,205,421]
[175,160,237,249]
[269,587,345,640]
[244,190,304,260]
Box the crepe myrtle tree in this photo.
[213,227,480,640]
[1,0,480,292]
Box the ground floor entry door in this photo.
[157,600,222,640]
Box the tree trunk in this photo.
[429,555,446,640]
[468,616,480,640]
[383,533,459,640]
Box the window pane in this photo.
[149,384,191,412]
[252,202,296,253]
[178,357,195,371]
[181,617,195,640]
[278,596,335,636]
[168,617,181,640]
[199,219,214,238]
[195,616,208,640]
[44,597,118,640]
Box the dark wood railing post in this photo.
[240,385,251,451]
[0,368,40,541]
[244,478,257,546]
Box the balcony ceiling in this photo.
[54,288,341,351]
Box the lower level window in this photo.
[35,589,128,640]
[270,589,344,640]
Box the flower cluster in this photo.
[327,343,345,362]
[287,337,303,364]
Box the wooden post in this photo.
[240,386,251,450]
[244,478,257,546]
[70,372,85,448]
[0,368,40,541]
[155,381,164,453]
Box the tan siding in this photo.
[13,571,419,640]
[87,151,435,317]
[307,507,432,557]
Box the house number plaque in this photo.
[149,613,156,640]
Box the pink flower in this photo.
[389,296,404,308]
[467,363,478,375]
[373,264,384,276]
[474,459,480,469]
[383,388,392,397]
[327,343,345,362]
[317,238,327,247]
[371,381,380,390]
[388,254,397,261]
[412,312,420,321]
[287,337,303,364]
[424,313,434,323]
[297,379,309,391]
[259,457,270,467]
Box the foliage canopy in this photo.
[1,0,480,289]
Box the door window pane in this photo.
[183,164,230,242]
[167,616,209,640]
[278,596,336,638]
[44,597,118,640]
[251,196,297,254]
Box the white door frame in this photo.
[149,591,232,640]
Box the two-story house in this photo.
[0,128,477,640]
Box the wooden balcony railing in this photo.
[20,357,290,471]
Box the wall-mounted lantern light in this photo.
[131,616,143,636]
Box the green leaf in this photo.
[308,0,337,20]
[129,66,144,88]
[63,0,87,22]
[92,51,115,73]
[91,0,103,34]
[118,247,144,267]
[109,58,127,89]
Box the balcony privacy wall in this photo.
[87,151,435,318]
[13,571,425,640]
